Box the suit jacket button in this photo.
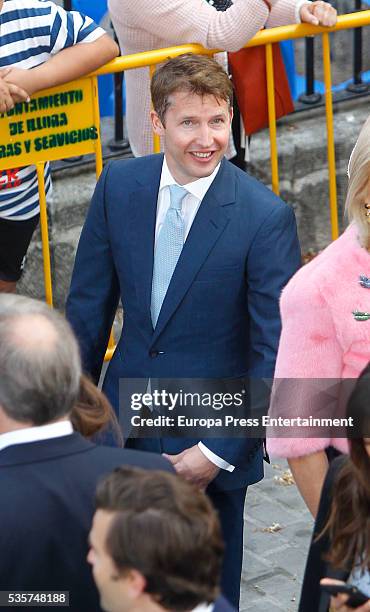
[149,350,159,358]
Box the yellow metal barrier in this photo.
[0,76,102,305]
[0,74,115,358]
[149,65,161,154]
[36,164,53,306]
[265,43,279,196]
[322,32,339,240]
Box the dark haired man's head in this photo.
[0,294,81,430]
[88,467,224,612]
[150,54,233,185]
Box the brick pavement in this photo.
[240,459,313,612]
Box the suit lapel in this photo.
[151,159,236,345]
[128,155,163,333]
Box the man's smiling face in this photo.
[151,90,232,185]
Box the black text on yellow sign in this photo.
[0,77,100,170]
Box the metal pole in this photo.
[299,37,321,104]
[347,0,368,93]
[322,32,339,240]
[109,30,129,151]
[266,43,279,195]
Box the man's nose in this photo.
[195,124,213,148]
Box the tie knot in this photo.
[169,184,188,211]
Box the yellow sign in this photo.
[0,76,101,172]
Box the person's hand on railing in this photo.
[0,68,30,113]
[300,0,337,26]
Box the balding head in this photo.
[0,295,81,426]
[12,313,59,353]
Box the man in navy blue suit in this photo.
[0,294,172,612]
[88,465,236,612]
[67,54,301,607]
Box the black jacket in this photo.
[299,456,349,612]
[0,433,173,612]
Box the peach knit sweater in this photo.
[108,0,301,156]
[267,224,370,459]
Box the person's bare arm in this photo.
[3,34,118,97]
[288,450,329,518]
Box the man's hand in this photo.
[163,445,220,489]
[0,68,30,113]
[320,579,370,611]
[300,1,337,26]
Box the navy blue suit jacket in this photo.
[67,154,300,489]
[0,433,173,612]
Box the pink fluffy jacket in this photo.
[267,224,370,458]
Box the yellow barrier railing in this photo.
[0,75,116,358]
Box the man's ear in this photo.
[124,569,147,598]
[150,110,165,136]
[229,105,234,124]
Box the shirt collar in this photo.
[192,603,214,612]
[0,420,73,453]
[192,604,214,612]
[160,156,221,202]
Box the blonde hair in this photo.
[345,115,370,249]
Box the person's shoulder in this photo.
[90,444,174,473]
[228,161,291,216]
[103,154,163,186]
[106,154,162,174]
[10,0,56,11]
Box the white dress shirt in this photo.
[156,157,220,241]
[193,604,214,612]
[0,420,73,452]
[155,157,234,473]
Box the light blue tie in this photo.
[151,184,188,327]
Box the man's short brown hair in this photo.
[151,54,233,124]
[95,467,224,611]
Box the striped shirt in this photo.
[0,0,105,220]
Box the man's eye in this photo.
[212,118,225,124]
[182,120,193,126]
